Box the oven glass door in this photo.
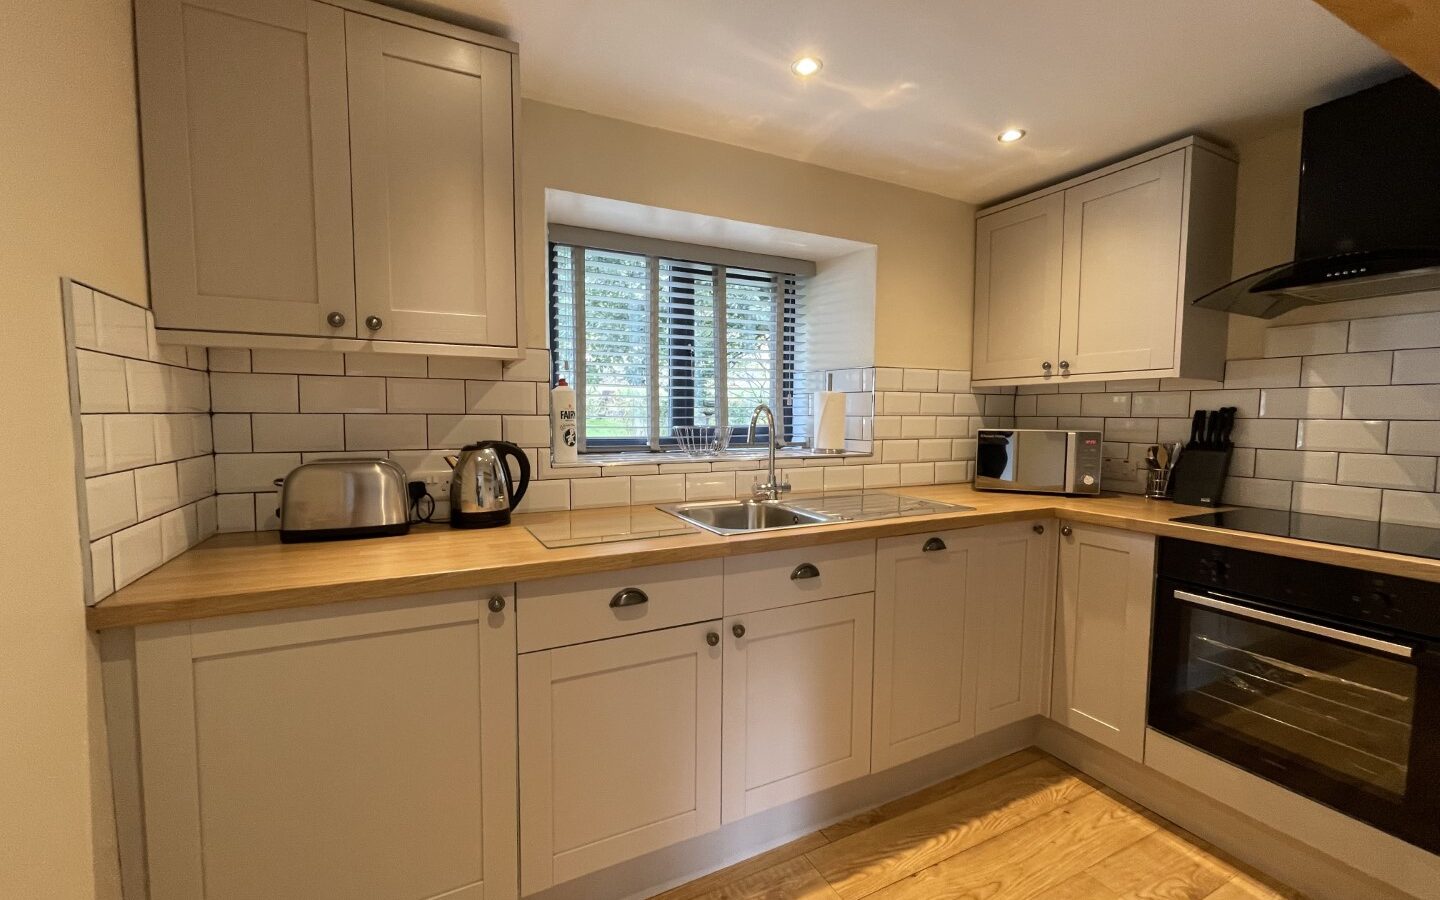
[1150,579,1422,830]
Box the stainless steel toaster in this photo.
[274,458,411,543]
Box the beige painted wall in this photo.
[521,100,976,370]
[0,1,148,897]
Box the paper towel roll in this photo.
[812,391,847,452]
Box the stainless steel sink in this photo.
[659,499,839,535]
[658,492,969,536]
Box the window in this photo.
[549,229,809,452]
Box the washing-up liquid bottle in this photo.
[551,365,578,465]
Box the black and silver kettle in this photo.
[444,440,531,528]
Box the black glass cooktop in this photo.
[1172,506,1440,561]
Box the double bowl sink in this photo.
[658,492,968,536]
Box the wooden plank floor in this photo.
[653,749,1304,900]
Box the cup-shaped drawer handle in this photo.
[922,537,947,552]
[610,587,649,608]
[791,563,821,580]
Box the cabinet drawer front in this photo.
[723,540,875,615]
[518,559,723,652]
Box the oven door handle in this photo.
[1172,589,1415,659]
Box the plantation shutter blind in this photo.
[549,229,810,452]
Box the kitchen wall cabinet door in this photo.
[1057,150,1186,377]
[971,193,1065,382]
[871,530,981,772]
[518,621,722,894]
[347,13,518,349]
[135,0,356,338]
[972,520,1057,734]
[134,589,517,900]
[722,593,874,822]
[1051,521,1156,761]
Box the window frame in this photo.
[548,229,811,454]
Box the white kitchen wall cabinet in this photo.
[133,589,517,900]
[871,530,981,771]
[135,0,523,359]
[518,621,721,894]
[971,520,1057,734]
[722,593,874,822]
[1050,521,1156,761]
[971,137,1236,386]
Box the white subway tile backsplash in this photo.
[863,464,900,489]
[386,378,465,413]
[103,414,156,471]
[503,415,550,447]
[1253,450,1337,483]
[466,380,535,414]
[873,367,903,391]
[785,467,825,494]
[881,440,918,462]
[255,492,280,531]
[1221,477,1292,511]
[900,462,935,485]
[938,370,971,393]
[112,518,163,589]
[94,293,149,359]
[1388,421,1440,456]
[1347,311,1440,352]
[159,505,198,561]
[1258,387,1342,419]
[123,359,173,413]
[983,394,1015,417]
[951,393,982,416]
[880,392,920,415]
[1036,394,1082,417]
[1130,392,1189,418]
[1229,418,1297,450]
[1337,454,1436,491]
[1292,482,1382,520]
[70,284,97,350]
[502,348,551,383]
[902,368,938,392]
[823,466,865,492]
[900,416,936,438]
[684,472,734,501]
[252,414,344,452]
[917,438,950,461]
[1391,349,1440,385]
[918,393,952,415]
[211,373,298,412]
[90,536,113,602]
[300,375,385,413]
[77,350,129,413]
[215,453,300,493]
[428,414,501,449]
[211,414,252,453]
[1224,357,1300,389]
[1190,389,1260,418]
[1080,393,1130,418]
[250,349,344,375]
[344,353,428,378]
[522,479,571,512]
[87,471,136,539]
[1342,385,1440,420]
[134,463,181,519]
[935,460,968,484]
[1298,419,1388,453]
[1300,351,1392,387]
[153,414,197,462]
[1105,379,1160,392]
[177,456,215,503]
[345,414,426,450]
[630,474,685,504]
[1263,321,1348,358]
[1102,418,1157,443]
[216,493,255,532]
[1380,491,1440,528]
[81,416,106,476]
[207,348,251,372]
[872,416,901,439]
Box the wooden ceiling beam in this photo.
[1312,0,1440,86]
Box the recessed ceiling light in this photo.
[997,128,1027,143]
[791,56,823,77]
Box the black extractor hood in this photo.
[1196,73,1440,318]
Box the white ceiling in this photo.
[397,0,1398,204]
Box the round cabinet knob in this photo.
[1042,361,1053,372]
[1032,523,1045,535]
[326,311,346,328]
[487,595,506,613]
[1059,360,1070,375]
[364,315,384,332]
[706,631,720,647]
[1061,524,1073,537]
[732,623,746,639]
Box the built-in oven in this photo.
[1149,538,1440,853]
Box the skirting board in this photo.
[527,718,1041,900]
[1037,721,1434,900]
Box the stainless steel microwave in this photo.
[974,429,1102,495]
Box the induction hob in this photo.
[1172,506,1440,561]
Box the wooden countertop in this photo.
[86,486,1440,630]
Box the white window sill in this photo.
[550,447,871,469]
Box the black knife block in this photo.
[1170,448,1232,507]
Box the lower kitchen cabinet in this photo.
[133,589,517,900]
[1051,521,1157,761]
[518,621,722,894]
[722,593,875,822]
[872,530,982,771]
[973,520,1058,733]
